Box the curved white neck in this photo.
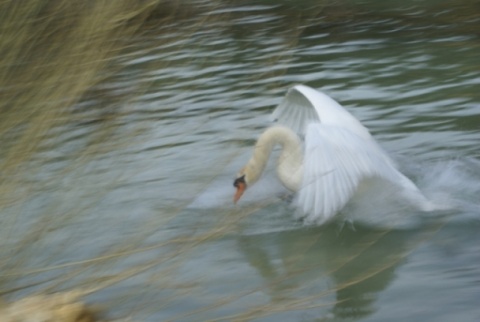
[246,126,303,191]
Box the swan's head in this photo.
[233,173,247,204]
[233,165,260,204]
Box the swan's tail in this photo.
[398,172,454,213]
[401,183,454,213]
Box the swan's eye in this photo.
[233,175,246,188]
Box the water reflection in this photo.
[236,223,437,320]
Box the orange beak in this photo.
[233,181,246,204]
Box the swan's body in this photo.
[233,85,434,225]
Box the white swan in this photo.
[233,85,434,225]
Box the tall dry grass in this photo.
[1,1,152,167]
[0,0,178,308]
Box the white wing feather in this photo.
[297,124,405,224]
[272,85,372,140]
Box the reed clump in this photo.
[0,0,160,174]
[0,0,174,316]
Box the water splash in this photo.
[418,157,480,222]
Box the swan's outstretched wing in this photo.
[272,85,372,140]
[297,123,406,224]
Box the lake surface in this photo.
[3,0,480,321]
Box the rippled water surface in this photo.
[4,0,480,321]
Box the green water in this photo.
[2,0,480,321]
